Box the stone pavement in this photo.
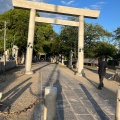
[0,62,119,120]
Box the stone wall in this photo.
[0,61,16,72]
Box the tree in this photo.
[59,17,78,58]
[34,22,58,56]
[59,17,113,58]
[114,27,120,50]
[0,9,57,57]
[113,27,120,60]
[95,42,117,58]
[114,27,120,40]
[84,23,112,57]
[0,9,30,55]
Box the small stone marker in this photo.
[116,89,120,120]
[0,92,2,100]
[44,86,57,120]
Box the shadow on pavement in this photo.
[83,74,98,88]
[33,63,51,73]
[84,67,114,79]
[43,64,58,87]
[53,70,64,120]
[0,77,32,111]
[83,73,117,108]
[33,63,64,119]
[79,83,109,120]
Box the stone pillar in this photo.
[44,86,57,120]
[58,54,61,64]
[25,9,36,74]
[61,55,64,65]
[6,49,9,61]
[69,50,73,68]
[77,15,84,76]
[116,89,120,120]
[21,53,25,64]
[0,92,2,102]
[15,47,19,65]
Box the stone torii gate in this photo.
[12,0,100,75]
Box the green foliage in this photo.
[0,11,119,59]
[59,17,113,58]
[114,27,120,40]
[113,27,120,50]
[95,42,117,58]
[0,9,57,56]
[0,9,30,54]
[34,22,57,55]
[84,23,112,45]
[59,24,78,58]
[84,41,117,58]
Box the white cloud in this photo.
[0,0,13,14]
[61,0,75,6]
[40,12,69,20]
[72,2,80,7]
[67,0,74,5]
[98,2,106,4]
[90,5,101,10]
[61,1,66,4]
[90,1,106,10]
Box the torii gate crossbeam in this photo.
[12,0,100,76]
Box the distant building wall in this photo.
[84,58,98,66]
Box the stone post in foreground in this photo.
[44,86,57,120]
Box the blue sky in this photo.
[0,0,120,34]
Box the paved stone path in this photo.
[0,62,119,120]
[40,63,115,120]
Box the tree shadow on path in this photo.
[53,70,64,120]
[84,67,114,80]
[83,71,117,108]
[79,83,110,120]
[0,77,32,112]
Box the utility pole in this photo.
[4,21,6,51]
[4,21,7,74]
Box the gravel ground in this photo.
[0,62,119,120]
[0,64,42,120]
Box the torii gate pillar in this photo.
[78,16,84,76]
[25,9,36,74]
